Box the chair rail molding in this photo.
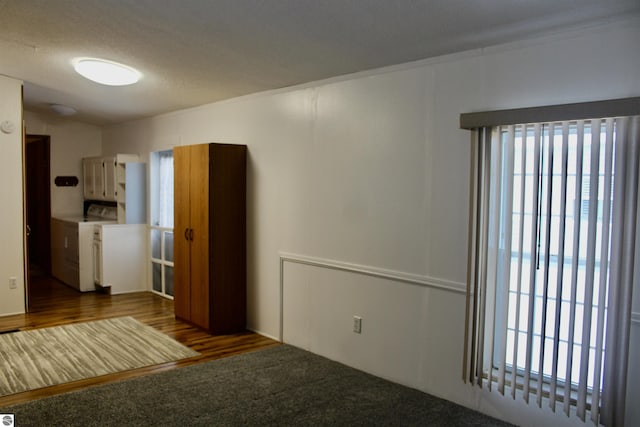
[278,252,466,341]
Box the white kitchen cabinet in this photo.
[51,218,79,289]
[82,157,104,200]
[82,154,138,202]
[51,216,117,292]
[94,224,147,294]
[103,156,117,201]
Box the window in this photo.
[150,150,174,298]
[464,109,639,426]
[495,122,610,400]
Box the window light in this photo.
[73,58,141,86]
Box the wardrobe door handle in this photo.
[185,228,190,241]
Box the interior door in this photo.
[25,135,52,279]
[173,146,192,320]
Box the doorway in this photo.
[25,135,52,290]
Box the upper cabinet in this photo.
[82,154,146,224]
[83,154,136,201]
[82,157,105,200]
[102,156,117,201]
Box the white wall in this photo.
[102,18,640,427]
[0,75,25,316]
[24,111,102,217]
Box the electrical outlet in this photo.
[9,277,17,289]
[353,316,362,334]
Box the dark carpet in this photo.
[1,344,512,426]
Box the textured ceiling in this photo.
[1,0,638,125]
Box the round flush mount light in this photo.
[73,57,141,86]
[50,104,77,116]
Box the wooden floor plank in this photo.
[0,273,279,407]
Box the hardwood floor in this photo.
[0,272,280,407]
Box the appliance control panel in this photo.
[86,204,117,220]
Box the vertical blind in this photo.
[465,115,639,426]
[158,150,174,228]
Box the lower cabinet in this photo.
[51,218,100,292]
[51,218,80,289]
[94,224,147,294]
[51,219,147,295]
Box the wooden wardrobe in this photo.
[173,142,247,334]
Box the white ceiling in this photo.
[2,0,638,125]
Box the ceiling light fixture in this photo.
[49,104,77,116]
[73,57,141,86]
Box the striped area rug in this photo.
[0,316,199,397]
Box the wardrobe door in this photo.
[173,146,192,321]
[209,144,247,333]
[188,144,211,330]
